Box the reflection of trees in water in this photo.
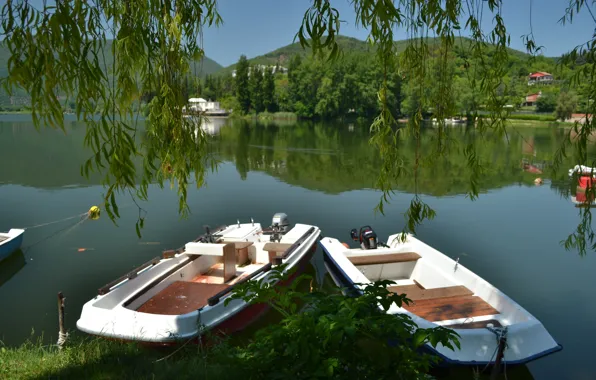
[2,116,592,198]
[216,120,584,196]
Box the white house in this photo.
[231,65,287,78]
[187,98,220,112]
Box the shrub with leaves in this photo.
[224,265,459,380]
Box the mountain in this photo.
[217,36,373,74]
[0,41,222,107]
[218,35,557,74]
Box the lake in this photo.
[1,114,595,380]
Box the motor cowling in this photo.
[351,225,378,250]
[270,212,290,242]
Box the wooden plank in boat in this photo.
[137,281,229,315]
[234,242,253,250]
[388,284,473,301]
[234,242,253,265]
[263,242,293,253]
[348,252,421,265]
[223,243,236,282]
[402,295,499,322]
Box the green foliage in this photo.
[536,93,557,113]
[262,67,276,112]
[249,65,264,113]
[555,91,578,121]
[3,0,596,252]
[1,0,223,234]
[219,95,241,114]
[225,265,459,379]
[235,55,251,114]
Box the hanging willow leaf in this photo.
[3,0,596,255]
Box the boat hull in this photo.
[77,224,320,345]
[0,229,25,262]
[320,239,562,367]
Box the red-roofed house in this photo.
[524,92,542,106]
[528,72,553,85]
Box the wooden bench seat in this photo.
[347,252,421,266]
[388,284,473,301]
[263,242,293,263]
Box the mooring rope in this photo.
[22,217,88,253]
[19,212,88,230]
[57,331,68,350]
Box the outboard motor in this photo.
[351,225,378,250]
[270,213,290,242]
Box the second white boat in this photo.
[320,227,562,366]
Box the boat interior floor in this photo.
[0,236,8,242]
[137,282,229,315]
[388,283,500,325]
[136,262,268,315]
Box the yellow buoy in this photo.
[88,206,100,220]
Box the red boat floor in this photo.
[136,263,267,315]
[390,284,500,322]
[137,281,229,315]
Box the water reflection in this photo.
[215,119,582,198]
[0,250,26,287]
[0,115,593,207]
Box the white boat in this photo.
[0,229,25,262]
[320,227,562,366]
[568,165,596,177]
[77,213,320,344]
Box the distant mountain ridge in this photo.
[0,41,222,105]
[217,35,557,74]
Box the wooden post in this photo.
[490,332,507,380]
[57,292,67,349]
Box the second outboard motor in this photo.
[351,225,378,250]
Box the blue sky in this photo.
[203,0,596,66]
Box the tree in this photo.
[235,55,251,114]
[555,91,578,121]
[2,0,596,253]
[249,65,264,113]
[262,67,276,112]
[536,92,557,113]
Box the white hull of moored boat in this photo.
[77,216,320,344]
[320,233,562,366]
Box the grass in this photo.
[0,333,534,380]
[0,335,244,380]
[239,111,298,121]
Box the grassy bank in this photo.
[0,335,243,380]
[0,333,531,380]
[237,111,298,121]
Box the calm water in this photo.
[1,115,595,380]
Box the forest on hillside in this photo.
[195,38,591,120]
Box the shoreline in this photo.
[1,110,586,128]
